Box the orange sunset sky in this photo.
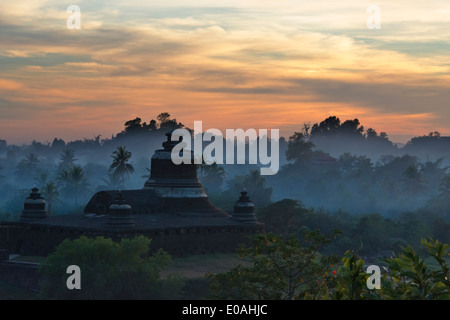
[0,0,449,144]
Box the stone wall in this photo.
[0,262,41,293]
[0,222,264,257]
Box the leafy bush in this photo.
[39,235,183,299]
[208,231,340,300]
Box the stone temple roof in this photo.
[83,131,231,221]
[84,189,230,217]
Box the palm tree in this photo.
[24,153,40,167]
[58,149,77,172]
[58,166,89,208]
[109,146,134,186]
[41,181,60,214]
[69,166,87,207]
[15,153,40,182]
[198,162,226,193]
[34,171,49,186]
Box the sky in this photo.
[0,0,449,144]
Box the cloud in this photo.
[0,1,449,143]
[287,77,450,115]
[0,79,23,90]
[156,17,216,27]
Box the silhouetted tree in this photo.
[198,163,226,193]
[6,146,19,163]
[51,138,66,150]
[286,132,315,163]
[257,199,309,235]
[157,112,184,130]
[365,128,393,148]
[58,166,89,208]
[310,116,365,138]
[41,181,59,214]
[34,171,49,186]
[421,158,448,194]
[338,153,373,177]
[58,149,77,172]
[109,146,135,186]
[403,131,448,157]
[311,116,341,137]
[143,119,157,131]
[402,165,427,196]
[23,153,39,168]
[340,119,364,136]
[0,140,6,153]
[157,112,171,125]
[15,153,40,182]
[124,117,143,133]
[438,174,450,199]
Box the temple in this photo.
[0,133,263,257]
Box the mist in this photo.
[0,114,448,225]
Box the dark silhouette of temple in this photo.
[0,133,263,257]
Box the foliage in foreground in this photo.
[207,231,341,299]
[39,235,184,299]
[209,233,450,300]
[37,232,450,300]
[333,238,450,300]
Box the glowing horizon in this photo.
[1,1,449,145]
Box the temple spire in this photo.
[20,187,48,221]
[232,189,257,224]
[106,192,135,229]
